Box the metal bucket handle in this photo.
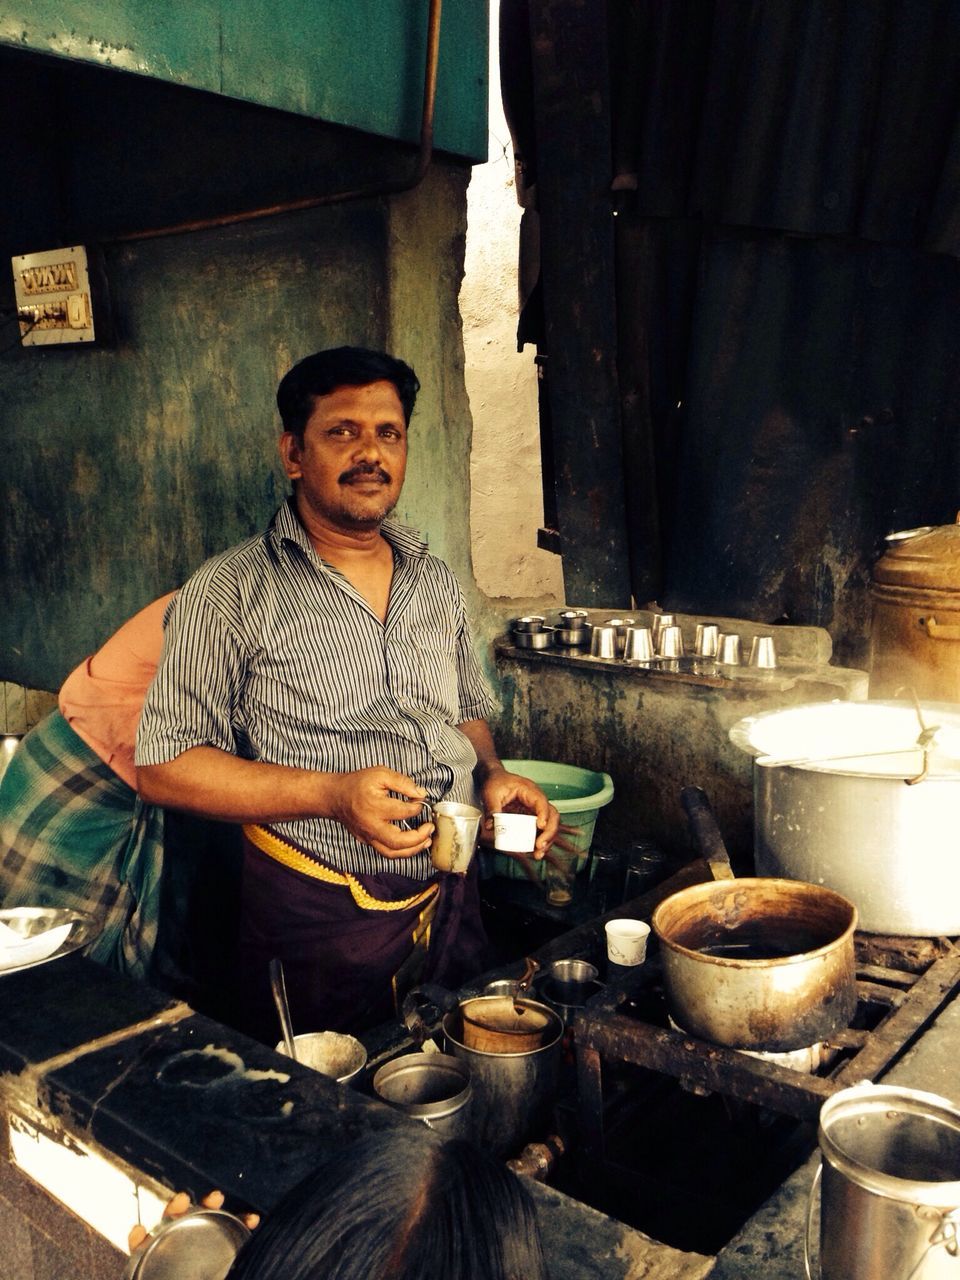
[804,1157,960,1280]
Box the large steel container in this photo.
[809,1083,960,1280]
[731,701,960,936]
[871,517,960,700]
[442,996,563,1157]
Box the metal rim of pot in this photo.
[372,1052,472,1122]
[818,1082,960,1208]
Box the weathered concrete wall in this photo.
[461,0,565,605]
[0,162,475,692]
[495,638,868,866]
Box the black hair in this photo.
[276,347,420,438]
[226,1128,547,1280]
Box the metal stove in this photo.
[522,860,960,1255]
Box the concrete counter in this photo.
[0,952,712,1279]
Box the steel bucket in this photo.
[442,997,563,1157]
[805,1083,960,1280]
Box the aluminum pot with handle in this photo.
[652,876,858,1052]
[730,699,960,936]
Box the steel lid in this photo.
[873,514,960,590]
[125,1209,251,1280]
[729,699,960,778]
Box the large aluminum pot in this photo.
[870,517,960,701]
[731,701,960,936]
[652,877,858,1052]
[442,996,563,1157]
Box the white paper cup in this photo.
[604,918,651,966]
[492,811,538,853]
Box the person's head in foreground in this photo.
[226,1127,547,1280]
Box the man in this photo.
[136,347,559,1042]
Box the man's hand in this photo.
[476,764,560,860]
[325,766,434,858]
[128,1189,259,1253]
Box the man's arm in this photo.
[457,719,560,858]
[137,749,433,858]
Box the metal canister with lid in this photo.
[870,515,960,700]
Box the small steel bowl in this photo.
[124,1209,251,1279]
[512,627,555,649]
[511,615,546,633]
[555,625,590,646]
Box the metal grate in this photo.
[573,933,960,1163]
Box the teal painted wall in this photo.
[0,78,486,692]
[0,0,488,161]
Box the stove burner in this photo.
[665,1015,826,1074]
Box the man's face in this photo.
[280,380,408,535]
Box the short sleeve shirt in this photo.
[135,501,498,878]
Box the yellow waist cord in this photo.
[242,824,440,914]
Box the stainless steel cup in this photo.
[603,617,635,656]
[430,801,482,873]
[749,635,778,668]
[590,625,618,658]
[652,613,675,646]
[623,626,654,662]
[717,632,742,665]
[694,623,720,657]
[657,624,684,658]
[547,959,599,1006]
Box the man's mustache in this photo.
[339,464,391,485]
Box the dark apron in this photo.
[233,825,488,1045]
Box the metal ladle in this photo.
[269,956,297,1061]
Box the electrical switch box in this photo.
[11,246,97,346]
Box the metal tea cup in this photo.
[657,624,684,658]
[694,623,720,658]
[651,613,675,646]
[430,801,482,873]
[749,635,778,669]
[590,625,618,659]
[717,632,742,665]
[623,626,654,662]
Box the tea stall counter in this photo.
[710,989,960,1279]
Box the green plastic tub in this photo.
[493,759,615,881]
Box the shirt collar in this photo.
[270,499,428,564]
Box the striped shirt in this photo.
[135,499,497,878]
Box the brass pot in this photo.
[871,515,960,700]
[652,877,858,1052]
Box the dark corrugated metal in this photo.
[503,0,960,664]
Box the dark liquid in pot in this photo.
[697,939,806,960]
[678,922,826,959]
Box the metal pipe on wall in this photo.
[110,0,442,243]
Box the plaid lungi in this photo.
[0,710,164,979]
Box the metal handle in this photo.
[269,957,297,1061]
[804,1159,822,1280]
[680,786,735,880]
[924,616,960,642]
